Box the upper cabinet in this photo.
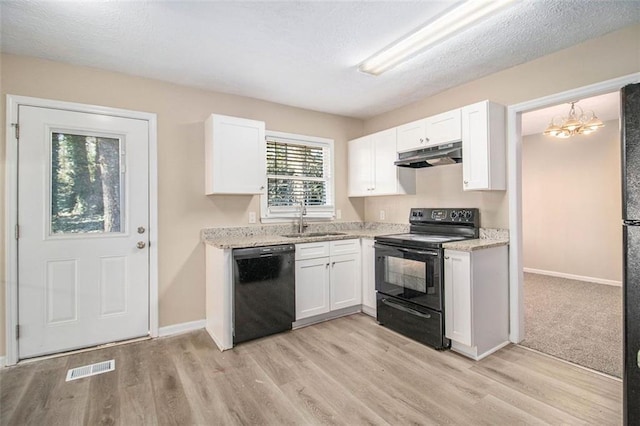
[348,128,415,197]
[461,101,506,191]
[396,109,462,152]
[204,114,266,195]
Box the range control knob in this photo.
[451,211,458,219]
[464,210,473,220]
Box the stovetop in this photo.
[375,208,480,249]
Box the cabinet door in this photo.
[330,253,362,310]
[396,118,427,152]
[426,109,461,147]
[295,258,331,320]
[444,250,472,346]
[361,239,376,314]
[348,135,374,196]
[205,114,266,195]
[372,128,400,195]
[461,102,489,190]
[461,101,506,191]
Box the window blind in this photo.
[266,139,329,207]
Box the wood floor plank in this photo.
[471,350,621,424]
[0,314,623,425]
[146,339,195,425]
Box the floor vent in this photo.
[66,359,115,382]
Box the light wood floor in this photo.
[0,314,621,425]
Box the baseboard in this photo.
[523,268,621,287]
[158,319,206,337]
[292,306,361,329]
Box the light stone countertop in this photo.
[442,238,509,252]
[201,222,408,249]
[202,222,509,251]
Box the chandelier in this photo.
[543,101,605,139]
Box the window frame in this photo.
[261,130,335,222]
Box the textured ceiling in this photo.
[1,1,639,119]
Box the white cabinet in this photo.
[204,114,266,194]
[444,246,509,360]
[361,238,376,317]
[295,240,361,321]
[348,129,415,197]
[396,109,462,152]
[330,254,361,310]
[295,257,331,319]
[461,101,506,191]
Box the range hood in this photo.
[395,141,462,168]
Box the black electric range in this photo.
[374,208,479,349]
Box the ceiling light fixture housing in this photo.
[543,101,605,139]
[358,0,518,76]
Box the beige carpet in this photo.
[520,272,622,378]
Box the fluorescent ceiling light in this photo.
[359,0,518,76]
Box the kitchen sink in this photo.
[281,232,347,238]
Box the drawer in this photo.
[330,239,360,256]
[296,241,330,260]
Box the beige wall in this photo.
[522,120,622,283]
[362,24,640,228]
[0,54,364,357]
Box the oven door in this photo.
[375,243,443,311]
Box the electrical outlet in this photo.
[379,210,385,220]
[248,211,256,224]
[336,209,342,220]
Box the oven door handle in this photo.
[381,298,432,319]
[397,248,439,256]
[374,244,439,256]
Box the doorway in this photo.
[518,92,622,377]
[506,73,640,346]
[5,95,159,364]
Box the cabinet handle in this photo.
[425,137,429,142]
[419,138,424,143]
[444,256,450,260]
[463,180,468,185]
[260,185,265,190]
[326,263,330,268]
[331,262,336,267]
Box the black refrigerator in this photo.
[622,82,640,425]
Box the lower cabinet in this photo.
[295,257,331,319]
[361,238,376,317]
[444,246,509,360]
[295,240,361,321]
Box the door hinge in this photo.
[16,324,20,339]
[15,224,20,240]
[12,123,19,140]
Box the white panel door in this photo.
[372,128,399,195]
[444,251,472,346]
[347,135,373,196]
[461,102,489,190]
[295,257,331,320]
[18,105,150,359]
[330,253,361,310]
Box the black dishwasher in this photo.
[233,244,295,344]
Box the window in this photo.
[261,131,334,220]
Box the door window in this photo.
[50,132,123,235]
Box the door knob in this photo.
[137,241,146,249]
[137,226,146,234]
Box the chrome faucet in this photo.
[298,201,307,234]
